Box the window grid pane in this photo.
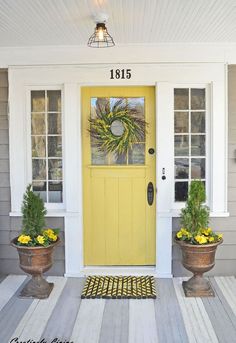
[174,88,206,202]
[31,90,63,203]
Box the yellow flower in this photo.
[36,235,45,244]
[180,228,187,235]
[44,228,54,235]
[208,236,215,243]
[176,228,192,240]
[177,231,183,238]
[201,228,212,236]
[194,235,208,244]
[44,228,57,241]
[17,235,32,244]
[48,233,57,241]
[217,233,223,239]
[181,228,192,238]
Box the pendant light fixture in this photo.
[87,16,115,48]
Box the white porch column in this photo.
[64,83,83,276]
[156,82,174,277]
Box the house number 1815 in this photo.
[110,69,132,79]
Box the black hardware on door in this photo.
[147,182,154,206]
[148,148,155,155]
[162,167,166,180]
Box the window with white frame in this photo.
[174,88,206,202]
[31,90,63,203]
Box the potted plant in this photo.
[175,180,223,297]
[11,185,60,299]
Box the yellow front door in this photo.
[82,86,156,266]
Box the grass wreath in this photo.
[89,99,147,155]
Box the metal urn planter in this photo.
[11,237,60,299]
[175,238,223,297]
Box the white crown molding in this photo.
[0,43,236,68]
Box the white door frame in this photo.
[79,84,170,277]
[8,63,227,278]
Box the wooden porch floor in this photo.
[0,276,235,343]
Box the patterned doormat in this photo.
[81,276,156,299]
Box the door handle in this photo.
[147,182,154,206]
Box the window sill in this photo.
[10,210,67,217]
[170,210,229,218]
[158,210,229,218]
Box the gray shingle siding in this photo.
[0,70,65,275]
[172,65,236,276]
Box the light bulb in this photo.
[97,27,104,40]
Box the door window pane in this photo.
[48,90,61,112]
[48,113,61,134]
[174,87,206,201]
[31,91,45,112]
[128,97,145,119]
[175,112,189,133]
[174,89,189,110]
[31,90,63,203]
[175,158,189,179]
[174,136,189,156]
[48,136,62,157]
[48,159,63,180]
[175,182,188,202]
[91,145,107,165]
[191,112,205,133]
[91,97,110,117]
[191,135,205,156]
[49,181,63,203]
[90,97,145,165]
[128,144,145,164]
[31,113,46,135]
[31,136,46,157]
[191,158,205,179]
[32,181,47,202]
[191,89,205,110]
[110,151,127,165]
[32,159,46,180]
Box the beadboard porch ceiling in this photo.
[0,0,236,47]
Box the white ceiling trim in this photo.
[1,43,236,68]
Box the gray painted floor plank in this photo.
[0,276,235,343]
[99,299,129,343]
[212,278,236,329]
[201,278,236,343]
[71,298,105,343]
[41,277,85,341]
[0,274,6,283]
[129,299,158,343]
[154,279,189,343]
[0,277,34,343]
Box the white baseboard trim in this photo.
[64,272,85,278]
[65,267,173,278]
[156,272,173,278]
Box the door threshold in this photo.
[82,266,157,277]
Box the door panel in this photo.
[82,87,156,265]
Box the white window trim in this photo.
[157,79,228,219]
[172,84,210,211]
[9,83,65,213]
[27,86,65,210]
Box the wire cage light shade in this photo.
[88,22,115,48]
